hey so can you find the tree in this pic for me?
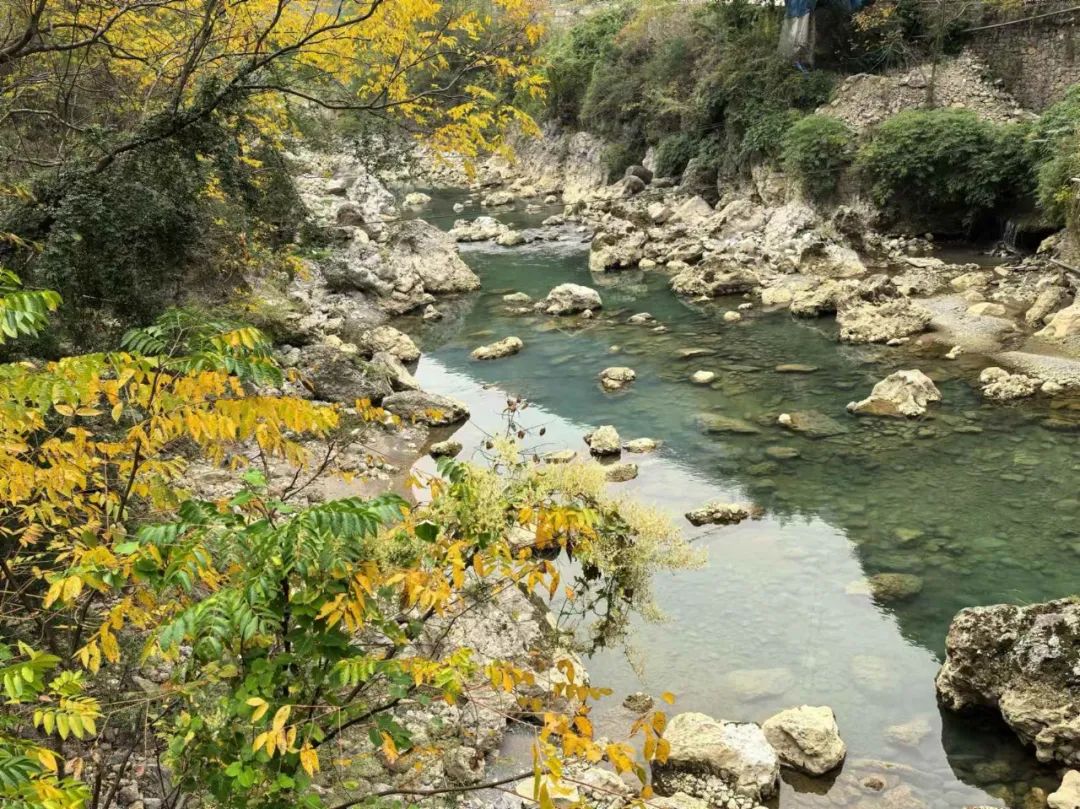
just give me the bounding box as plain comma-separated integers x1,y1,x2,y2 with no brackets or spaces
0,279,700,808
0,0,547,171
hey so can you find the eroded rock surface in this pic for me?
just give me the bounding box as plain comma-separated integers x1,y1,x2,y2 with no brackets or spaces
936,598,1080,766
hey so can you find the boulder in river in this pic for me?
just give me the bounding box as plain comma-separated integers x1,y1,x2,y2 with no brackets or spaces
690,370,716,385
685,502,751,527
936,597,1080,766
671,260,758,299
777,410,849,437
540,283,603,315
847,370,941,418
429,439,463,458
837,299,931,344
652,713,780,803
599,366,636,391
383,390,469,426
624,437,660,453
586,425,621,456
1050,770,1080,809
471,336,523,360
762,705,846,776
980,367,1040,401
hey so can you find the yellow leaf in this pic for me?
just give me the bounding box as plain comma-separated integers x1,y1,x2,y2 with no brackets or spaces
299,744,320,777
660,691,676,704
247,697,269,722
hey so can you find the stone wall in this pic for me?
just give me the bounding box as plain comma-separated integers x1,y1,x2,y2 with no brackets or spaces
967,1,1080,110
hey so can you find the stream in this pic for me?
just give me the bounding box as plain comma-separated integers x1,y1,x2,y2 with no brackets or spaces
399,191,1080,808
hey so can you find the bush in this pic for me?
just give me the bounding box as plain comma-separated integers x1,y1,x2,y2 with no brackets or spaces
1030,84,1080,226
781,114,855,200
653,133,700,177
857,108,1031,232
543,6,629,125
602,142,640,182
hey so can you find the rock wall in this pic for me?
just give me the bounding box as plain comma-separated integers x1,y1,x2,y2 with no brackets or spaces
967,0,1080,111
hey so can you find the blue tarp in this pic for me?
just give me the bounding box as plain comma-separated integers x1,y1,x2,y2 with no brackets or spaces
785,0,867,18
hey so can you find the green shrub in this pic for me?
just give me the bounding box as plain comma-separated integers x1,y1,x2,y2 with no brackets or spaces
602,142,640,182
1030,84,1080,226
740,107,804,166
781,114,855,200
543,6,629,125
653,133,700,177
857,108,1031,232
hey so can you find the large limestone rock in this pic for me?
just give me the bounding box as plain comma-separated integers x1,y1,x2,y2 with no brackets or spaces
586,425,621,457
671,259,759,299
847,370,942,418
1026,286,1067,326
599,366,636,391
589,229,646,272
837,299,931,344
448,215,511,243
935,598,1080,766
1050,771,1080,809
298,344,393,403
390,219,481,295
362,326,421,363
471,336,523,360
1038,302,1080,340
539,283,602,315
382,390,469,426
653,713,780,802
329,219,479,314
762,705,847,776
369,351,418,391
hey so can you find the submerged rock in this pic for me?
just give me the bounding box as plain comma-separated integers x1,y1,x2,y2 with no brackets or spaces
696,413,762,435
936,597,1080,766
885,717,933,748
867,572,924,602
599,366,636,391
624,437,660,453
847,370,942,418
723,667,795,701
623,692,654,713
777,410,849,438
685,502,750,527
762,705,846,775
690,370,716,385
586,425,621,456
540,283,602,315
471,336,523,360
383,390,469,426
652,713,780,803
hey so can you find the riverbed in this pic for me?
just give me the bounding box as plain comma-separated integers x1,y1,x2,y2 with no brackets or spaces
400,193,1080,808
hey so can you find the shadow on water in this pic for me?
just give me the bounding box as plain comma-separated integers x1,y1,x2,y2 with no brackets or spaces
398,198,1077,807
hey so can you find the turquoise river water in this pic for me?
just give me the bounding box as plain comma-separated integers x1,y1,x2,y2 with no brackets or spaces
398,192,1080,808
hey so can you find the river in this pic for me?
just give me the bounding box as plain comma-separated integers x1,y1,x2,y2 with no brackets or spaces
399,191,1080,808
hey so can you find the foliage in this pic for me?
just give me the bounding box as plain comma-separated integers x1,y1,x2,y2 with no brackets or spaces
0,0,549,343
0,280,701,809
857,108,1032,231
542,6,629,125
602,143,640,182
553,0,835,178
1030,85,1080,226
782,114,855,201
653,132,699,178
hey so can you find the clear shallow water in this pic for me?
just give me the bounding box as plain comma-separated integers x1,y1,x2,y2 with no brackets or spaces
400,194,1080,807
